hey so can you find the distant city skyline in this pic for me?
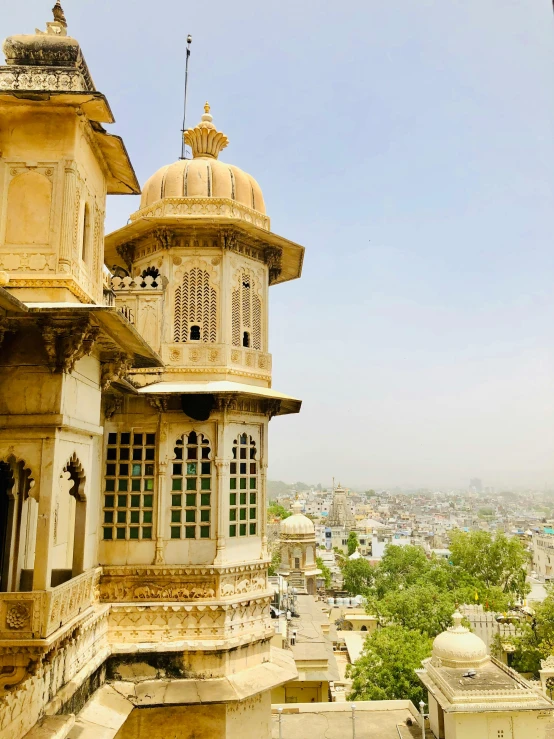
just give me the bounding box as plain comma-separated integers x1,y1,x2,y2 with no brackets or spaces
7,0,554,488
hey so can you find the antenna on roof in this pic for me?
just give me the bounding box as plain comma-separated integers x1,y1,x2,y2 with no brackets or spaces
180,34,193,160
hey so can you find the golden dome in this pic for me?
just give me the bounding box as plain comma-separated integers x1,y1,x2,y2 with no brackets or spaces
140,104,266,214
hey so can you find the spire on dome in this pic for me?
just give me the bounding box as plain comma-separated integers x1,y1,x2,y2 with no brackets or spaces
291,500,303,515
52,0,67,27
184,103,229,160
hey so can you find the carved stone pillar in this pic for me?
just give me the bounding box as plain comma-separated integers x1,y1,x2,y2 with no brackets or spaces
260,421,269,559
59,161,78,273
153,412,168,565
33,437,58,590
214,458,229,565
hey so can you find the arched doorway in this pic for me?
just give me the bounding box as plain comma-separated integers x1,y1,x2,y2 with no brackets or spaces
0,457,35,592
51,455,86,586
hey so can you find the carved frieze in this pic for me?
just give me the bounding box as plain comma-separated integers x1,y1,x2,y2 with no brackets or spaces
99,564,268,604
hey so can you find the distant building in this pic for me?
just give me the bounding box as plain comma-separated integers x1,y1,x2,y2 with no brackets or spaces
470,477,483,493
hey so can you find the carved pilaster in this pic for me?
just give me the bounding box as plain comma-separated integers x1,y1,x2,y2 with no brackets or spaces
214,458,230,565
154,459,167,565
59,161,77,272
260,461,269,559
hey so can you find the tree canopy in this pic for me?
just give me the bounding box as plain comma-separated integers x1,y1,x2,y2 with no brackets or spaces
267,503,292,521
342,557,374,595
347,625,432,705
316,556,332,588
347,531,359,556
448,530,529,597
341,534,528,636
493,588,554,676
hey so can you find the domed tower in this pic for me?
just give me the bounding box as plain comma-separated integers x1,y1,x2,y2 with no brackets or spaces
104,103,303,387
97,105,303,737
278,501,321,595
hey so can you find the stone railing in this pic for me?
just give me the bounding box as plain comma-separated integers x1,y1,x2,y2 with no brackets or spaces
111,275,163,291
0,568,100,641
129,197,271,232
163,343,272,377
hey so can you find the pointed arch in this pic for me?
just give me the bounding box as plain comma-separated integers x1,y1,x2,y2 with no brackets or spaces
56,453,87,580
0,455,36,592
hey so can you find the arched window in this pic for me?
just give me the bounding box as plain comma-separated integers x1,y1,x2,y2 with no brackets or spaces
232,272,262,350
170,432,212,540
229,434,258,538
53,456,87,585
174,268,217,343
0,458,35,593
81,203,91,263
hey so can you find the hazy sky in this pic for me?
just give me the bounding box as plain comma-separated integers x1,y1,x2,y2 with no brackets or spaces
6,1,554,490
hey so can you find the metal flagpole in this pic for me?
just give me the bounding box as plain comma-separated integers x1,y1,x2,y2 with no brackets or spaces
180,34,192,160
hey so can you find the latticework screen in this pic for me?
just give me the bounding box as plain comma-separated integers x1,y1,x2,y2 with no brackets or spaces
174,267,217,343
232,272,262,350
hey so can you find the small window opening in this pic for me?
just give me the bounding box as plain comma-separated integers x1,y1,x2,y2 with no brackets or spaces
242,279,250,289
190,325,201,341
242,331,250,348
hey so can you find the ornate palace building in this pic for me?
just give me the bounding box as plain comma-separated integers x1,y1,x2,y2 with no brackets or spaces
0,4,303,738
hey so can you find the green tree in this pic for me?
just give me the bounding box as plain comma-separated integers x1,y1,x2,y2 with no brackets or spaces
448,530,530,597
342,557,374,595
367,583,457,637
347,626,432,704
347,531,359,556
373,544,429,598
316,556,332,589
493,588,554,676
268,549,281,576
267,503,292,522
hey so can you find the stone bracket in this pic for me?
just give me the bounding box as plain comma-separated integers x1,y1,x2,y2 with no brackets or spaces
41,317,100,373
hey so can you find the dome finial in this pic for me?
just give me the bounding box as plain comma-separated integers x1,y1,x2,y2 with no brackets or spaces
451,610,464,629
52,0,67,27
184,103,229,159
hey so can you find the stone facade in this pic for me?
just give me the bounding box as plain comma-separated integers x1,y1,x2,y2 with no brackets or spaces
0,5,301,738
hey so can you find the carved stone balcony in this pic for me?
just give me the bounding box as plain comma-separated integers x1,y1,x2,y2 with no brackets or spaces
0,567,101,641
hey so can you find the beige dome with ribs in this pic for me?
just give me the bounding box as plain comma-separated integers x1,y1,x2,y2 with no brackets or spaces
140,103,266,214
431,611,489,668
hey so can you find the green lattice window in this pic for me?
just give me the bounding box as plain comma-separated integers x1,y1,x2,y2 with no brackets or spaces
229,434,258,537
103,431,155,540
170,431,212,539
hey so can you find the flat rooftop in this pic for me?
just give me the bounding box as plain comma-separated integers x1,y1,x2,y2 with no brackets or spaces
271,703,422,739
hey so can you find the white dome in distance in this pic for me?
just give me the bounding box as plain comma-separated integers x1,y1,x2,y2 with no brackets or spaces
280,501,315,538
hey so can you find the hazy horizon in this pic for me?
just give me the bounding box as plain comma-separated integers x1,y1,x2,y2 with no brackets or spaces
5,0,554,489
